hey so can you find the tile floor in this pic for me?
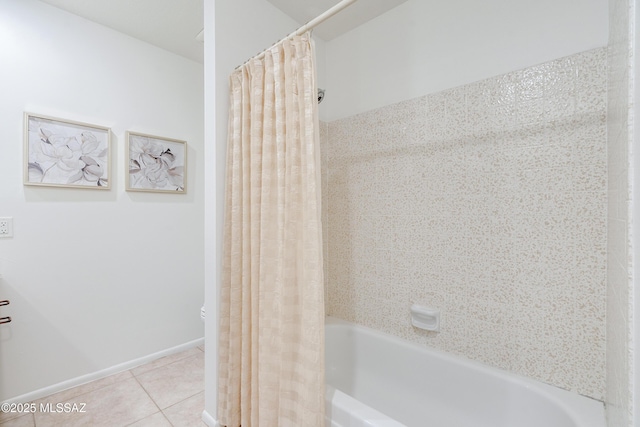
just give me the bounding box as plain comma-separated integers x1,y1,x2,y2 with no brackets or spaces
0,345,206,427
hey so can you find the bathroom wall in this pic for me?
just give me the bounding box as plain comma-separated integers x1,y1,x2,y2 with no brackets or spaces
317,0,610,404
323,0,608,121
606,0,635,425
0,0,204,401
323,48,607,400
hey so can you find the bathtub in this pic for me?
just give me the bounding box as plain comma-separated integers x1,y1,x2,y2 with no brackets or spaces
324,317,605,427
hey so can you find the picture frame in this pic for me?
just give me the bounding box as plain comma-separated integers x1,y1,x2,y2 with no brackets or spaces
126,131,187,193
24,113,111,189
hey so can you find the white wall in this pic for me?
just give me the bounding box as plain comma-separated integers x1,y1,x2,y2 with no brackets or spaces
0,0,204,401
324,0,609,121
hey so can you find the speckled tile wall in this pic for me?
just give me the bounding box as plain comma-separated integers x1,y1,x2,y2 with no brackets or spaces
321,47,607,400
606,0,634,424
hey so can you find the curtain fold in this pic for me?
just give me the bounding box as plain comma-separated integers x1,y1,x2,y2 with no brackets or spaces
218,31,325,427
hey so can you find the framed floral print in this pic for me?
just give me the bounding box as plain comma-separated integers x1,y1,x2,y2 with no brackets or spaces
24,113,111,189
126,131,187,193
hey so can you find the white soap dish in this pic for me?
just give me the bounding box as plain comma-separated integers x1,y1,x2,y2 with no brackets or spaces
410,304,440,332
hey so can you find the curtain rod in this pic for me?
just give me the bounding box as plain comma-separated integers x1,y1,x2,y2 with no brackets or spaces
235,0,359,70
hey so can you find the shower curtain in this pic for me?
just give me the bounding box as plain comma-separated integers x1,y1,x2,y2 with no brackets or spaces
217,32,325,427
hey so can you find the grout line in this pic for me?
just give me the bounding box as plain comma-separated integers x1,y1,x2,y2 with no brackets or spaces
0,411,34,426
18,348,203,427
132,375,161,411
123,410,173,427
159,411,176,427
134,355,204,383
129,376,174,427
162,390,205,411
131,348,203,378
31,370,134,410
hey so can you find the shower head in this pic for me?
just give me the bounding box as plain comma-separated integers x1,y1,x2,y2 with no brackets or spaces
318,88,325,104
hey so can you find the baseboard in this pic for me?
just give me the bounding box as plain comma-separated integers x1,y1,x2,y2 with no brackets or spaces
2,337,204,404
202,410,220,426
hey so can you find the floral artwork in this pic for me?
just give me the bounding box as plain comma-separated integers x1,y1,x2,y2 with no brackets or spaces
126,132,186,193
24,114,111,189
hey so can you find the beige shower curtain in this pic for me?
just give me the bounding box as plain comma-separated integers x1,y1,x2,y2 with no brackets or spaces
217,32,325,427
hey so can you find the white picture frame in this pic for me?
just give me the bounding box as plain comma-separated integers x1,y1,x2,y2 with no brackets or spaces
126,131,187,193
24,113,111,189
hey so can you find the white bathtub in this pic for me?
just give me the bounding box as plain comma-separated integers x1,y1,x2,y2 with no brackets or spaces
324,317,605,427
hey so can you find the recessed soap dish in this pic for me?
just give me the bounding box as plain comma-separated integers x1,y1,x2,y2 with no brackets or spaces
410,304,440,332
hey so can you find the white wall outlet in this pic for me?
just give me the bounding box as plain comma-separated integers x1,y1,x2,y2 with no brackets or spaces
0,218,13,238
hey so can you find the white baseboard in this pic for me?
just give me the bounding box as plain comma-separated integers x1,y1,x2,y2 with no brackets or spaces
202,410,220,426
2,337,204,404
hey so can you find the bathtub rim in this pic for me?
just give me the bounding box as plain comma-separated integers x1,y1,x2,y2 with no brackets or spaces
325,316,605,427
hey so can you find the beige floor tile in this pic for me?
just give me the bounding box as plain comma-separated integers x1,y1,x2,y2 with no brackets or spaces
34,371,133,406
33,378,158,427
4,345,205,426
131,347,203,377
0,403,39,424
135,353,204,409
125,411,172,427
0,413,34,427
162,391,206,427
0,408,21,424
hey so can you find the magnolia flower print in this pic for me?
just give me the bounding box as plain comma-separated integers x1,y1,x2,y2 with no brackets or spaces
129,136,184,191
27,119,108,187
